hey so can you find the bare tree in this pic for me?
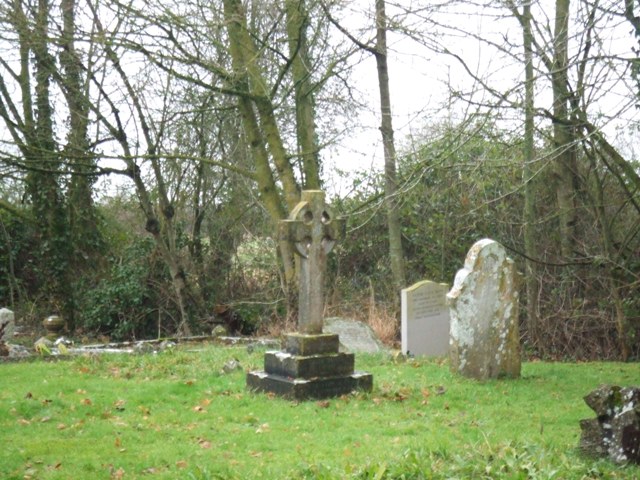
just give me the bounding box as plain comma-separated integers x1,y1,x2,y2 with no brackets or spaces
321,0,406,296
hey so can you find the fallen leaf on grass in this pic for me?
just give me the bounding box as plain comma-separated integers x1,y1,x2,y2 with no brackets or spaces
255,423,270,434
57,423,66,430
316,400,330,408
76,389,87,395
198,438,211,449
393,388,411,402
23,467,37,479
250,451,262,458
142,466,162,474
114,437,122,448
114,399,126,411
184,380,195,386
138,406,151,416
81,398,92,406
192,405,206,413
175,460,188,469
421,388,431,405
40,416,51,423
45,462,62,471
18,418,31,425
110,467,125,480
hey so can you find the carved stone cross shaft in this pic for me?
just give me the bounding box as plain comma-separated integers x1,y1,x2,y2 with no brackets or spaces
280,190,344,334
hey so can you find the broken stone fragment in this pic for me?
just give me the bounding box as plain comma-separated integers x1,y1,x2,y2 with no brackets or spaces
580,384,640,464
222,359,242,373
8,344,30,358
580,418,607,457
0,308,15,342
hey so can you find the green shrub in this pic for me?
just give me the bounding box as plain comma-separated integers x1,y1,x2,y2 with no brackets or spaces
78,237,161,340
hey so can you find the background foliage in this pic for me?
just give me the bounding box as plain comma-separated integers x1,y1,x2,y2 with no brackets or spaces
0,0,638,360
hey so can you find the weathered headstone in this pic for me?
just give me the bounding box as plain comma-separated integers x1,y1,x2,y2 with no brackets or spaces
0,308,15,343
324,317,386,354
401,281,449,357
580,385,640,464
247,191,373,399
446,239,520,379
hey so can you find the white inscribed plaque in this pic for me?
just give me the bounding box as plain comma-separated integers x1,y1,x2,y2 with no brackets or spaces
401,280,450,357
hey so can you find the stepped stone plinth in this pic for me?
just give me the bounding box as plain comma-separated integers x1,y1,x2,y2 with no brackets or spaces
247,333,373,400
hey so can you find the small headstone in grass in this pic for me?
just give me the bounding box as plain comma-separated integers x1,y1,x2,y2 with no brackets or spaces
446,239,521,380
401,281,450,357
0,308,15,343
579,384,640,464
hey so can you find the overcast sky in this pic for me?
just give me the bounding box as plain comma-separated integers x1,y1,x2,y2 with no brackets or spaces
325,0,639,197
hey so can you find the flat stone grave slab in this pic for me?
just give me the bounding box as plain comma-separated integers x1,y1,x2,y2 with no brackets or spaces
324,317,386,354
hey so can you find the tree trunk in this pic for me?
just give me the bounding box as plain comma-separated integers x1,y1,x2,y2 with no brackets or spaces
552,0,578,260
60,0,102,288
223,0,301,295
286,0,321,189
522,1,540,346
375,0,406,293
223,0,300,211
28,0,72,322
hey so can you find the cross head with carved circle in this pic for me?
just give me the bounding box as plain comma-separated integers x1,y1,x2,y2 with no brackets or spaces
279,190,345,334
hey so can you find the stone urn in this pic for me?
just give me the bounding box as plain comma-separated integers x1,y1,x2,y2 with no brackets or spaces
43,315,65,337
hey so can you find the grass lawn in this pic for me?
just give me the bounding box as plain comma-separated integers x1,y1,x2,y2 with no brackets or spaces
1,344,639,479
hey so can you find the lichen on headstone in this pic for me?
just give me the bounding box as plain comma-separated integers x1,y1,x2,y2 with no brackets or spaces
0,308,15,343
580,385,640,464
446,239,520,380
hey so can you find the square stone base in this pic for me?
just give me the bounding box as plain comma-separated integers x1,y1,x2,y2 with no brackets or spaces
285,333,340,356
247,371,373,400
264,351,355,378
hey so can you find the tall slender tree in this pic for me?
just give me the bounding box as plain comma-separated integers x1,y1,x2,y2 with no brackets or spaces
322,0,406,295
375,0,406,294
551,0,578,260
520,0,540,346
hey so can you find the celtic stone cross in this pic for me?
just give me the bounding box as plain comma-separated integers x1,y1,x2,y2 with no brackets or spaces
280,190,344,334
